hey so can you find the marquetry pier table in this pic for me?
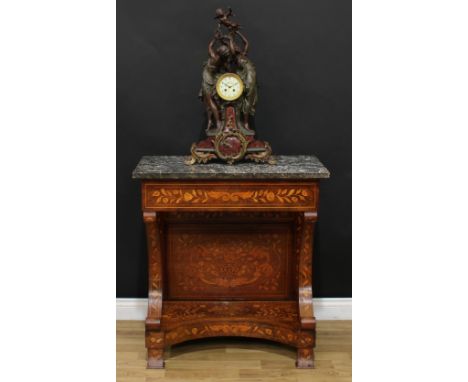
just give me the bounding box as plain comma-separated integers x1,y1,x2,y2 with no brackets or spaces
132,155,330,368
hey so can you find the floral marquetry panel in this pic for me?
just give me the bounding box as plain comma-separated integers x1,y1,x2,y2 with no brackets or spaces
143,181,318,211
165,223,295,300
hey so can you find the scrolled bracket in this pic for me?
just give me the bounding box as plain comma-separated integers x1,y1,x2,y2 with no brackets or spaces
143,211,163,330
297,211,317,330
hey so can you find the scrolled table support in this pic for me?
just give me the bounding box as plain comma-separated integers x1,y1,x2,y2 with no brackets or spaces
143,211,165,368
296,211,317,368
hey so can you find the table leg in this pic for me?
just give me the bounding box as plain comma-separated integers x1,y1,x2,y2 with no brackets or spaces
143,211,165,368
296,211,317,368
296,347,315,368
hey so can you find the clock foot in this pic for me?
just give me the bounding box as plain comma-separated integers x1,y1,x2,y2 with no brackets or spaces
186,143,217,165
185,156,196,165
246,142,275,164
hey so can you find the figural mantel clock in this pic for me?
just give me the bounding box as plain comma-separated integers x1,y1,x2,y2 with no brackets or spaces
187,8,275,165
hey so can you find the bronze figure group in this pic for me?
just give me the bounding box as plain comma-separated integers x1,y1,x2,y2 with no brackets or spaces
187,8,274,165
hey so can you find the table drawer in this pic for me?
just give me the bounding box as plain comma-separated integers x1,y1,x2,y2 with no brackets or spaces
142,181,318,211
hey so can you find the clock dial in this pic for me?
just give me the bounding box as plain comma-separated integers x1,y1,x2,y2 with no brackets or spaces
216,73,244,101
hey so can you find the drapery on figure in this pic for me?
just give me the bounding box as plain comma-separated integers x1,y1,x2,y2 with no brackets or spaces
200,8,258,132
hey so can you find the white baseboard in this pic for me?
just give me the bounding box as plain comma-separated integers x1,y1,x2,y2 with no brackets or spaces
116,297,351,321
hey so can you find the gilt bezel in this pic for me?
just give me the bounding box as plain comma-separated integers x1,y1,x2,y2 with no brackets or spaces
215,73,244,101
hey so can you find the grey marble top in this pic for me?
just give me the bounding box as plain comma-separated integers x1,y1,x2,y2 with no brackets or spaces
132,156,330,180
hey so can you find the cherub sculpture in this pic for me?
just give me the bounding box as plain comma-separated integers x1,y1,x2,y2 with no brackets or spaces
214,7,240,31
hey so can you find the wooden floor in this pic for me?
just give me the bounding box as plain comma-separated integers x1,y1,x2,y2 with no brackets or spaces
117,320,352,382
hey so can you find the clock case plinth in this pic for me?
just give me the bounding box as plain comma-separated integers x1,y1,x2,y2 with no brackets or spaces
189,102,274,165
187,8,274,165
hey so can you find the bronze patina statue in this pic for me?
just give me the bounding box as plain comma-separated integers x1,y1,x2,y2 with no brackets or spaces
187,8,275,165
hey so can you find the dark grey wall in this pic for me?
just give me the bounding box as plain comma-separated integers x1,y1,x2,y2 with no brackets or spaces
117,0,351,297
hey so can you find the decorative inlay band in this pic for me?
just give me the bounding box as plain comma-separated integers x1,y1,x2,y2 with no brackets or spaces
163,321,314,347
153,189,309,204
143,182,317,210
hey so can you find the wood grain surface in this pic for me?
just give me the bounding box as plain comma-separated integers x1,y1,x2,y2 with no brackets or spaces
117,320,351,382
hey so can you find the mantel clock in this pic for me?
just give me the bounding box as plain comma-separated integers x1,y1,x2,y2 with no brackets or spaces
187,8,275,165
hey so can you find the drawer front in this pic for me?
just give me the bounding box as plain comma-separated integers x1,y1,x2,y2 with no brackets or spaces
143,182,318,211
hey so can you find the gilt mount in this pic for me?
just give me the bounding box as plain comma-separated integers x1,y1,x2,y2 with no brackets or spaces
187,8,275,165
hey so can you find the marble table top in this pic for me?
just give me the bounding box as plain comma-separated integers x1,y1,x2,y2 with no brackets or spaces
132,155,330,180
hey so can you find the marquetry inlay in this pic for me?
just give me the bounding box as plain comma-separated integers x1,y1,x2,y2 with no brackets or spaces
143,182,317,211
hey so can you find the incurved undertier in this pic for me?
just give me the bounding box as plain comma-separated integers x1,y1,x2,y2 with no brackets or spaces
145,300,316,368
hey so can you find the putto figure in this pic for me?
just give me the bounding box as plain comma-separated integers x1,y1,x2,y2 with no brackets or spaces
187,8,274,165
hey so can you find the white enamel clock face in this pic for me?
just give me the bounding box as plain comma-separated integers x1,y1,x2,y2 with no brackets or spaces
216,73,244,101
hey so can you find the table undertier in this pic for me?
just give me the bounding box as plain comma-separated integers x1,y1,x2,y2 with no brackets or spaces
161,301,302,330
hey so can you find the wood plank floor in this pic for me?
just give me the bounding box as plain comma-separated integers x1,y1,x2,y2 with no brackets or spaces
117,320,352,382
